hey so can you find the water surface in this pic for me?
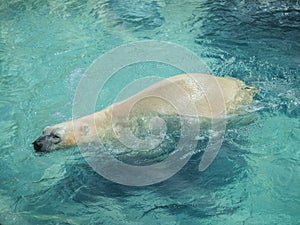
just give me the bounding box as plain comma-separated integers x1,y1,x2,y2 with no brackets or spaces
0,0,299,224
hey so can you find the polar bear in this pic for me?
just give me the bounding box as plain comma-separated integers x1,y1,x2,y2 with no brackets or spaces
33,73,257,152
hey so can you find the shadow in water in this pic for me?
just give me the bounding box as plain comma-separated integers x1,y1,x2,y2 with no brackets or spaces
20,139,248,222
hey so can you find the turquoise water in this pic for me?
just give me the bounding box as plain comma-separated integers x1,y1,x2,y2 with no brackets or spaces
0,0,299,224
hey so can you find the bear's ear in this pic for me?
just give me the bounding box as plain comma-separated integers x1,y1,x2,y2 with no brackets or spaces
80,124,89,136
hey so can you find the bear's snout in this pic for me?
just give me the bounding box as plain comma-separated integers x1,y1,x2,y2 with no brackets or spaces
33,133,61,152
33,136,47,151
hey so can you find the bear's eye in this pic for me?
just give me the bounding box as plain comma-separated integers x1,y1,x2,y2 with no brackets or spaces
53,134,60,139
51,133,61,144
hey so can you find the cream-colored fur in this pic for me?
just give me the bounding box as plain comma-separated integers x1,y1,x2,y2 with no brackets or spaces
40,73,257,150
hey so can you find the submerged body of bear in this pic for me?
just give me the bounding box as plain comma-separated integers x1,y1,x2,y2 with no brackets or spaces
33,73,257,152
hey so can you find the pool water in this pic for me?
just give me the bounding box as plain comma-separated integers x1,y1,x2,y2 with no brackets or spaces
0,0,299,224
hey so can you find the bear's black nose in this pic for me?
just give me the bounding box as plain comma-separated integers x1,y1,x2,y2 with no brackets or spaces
33,140,43,151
